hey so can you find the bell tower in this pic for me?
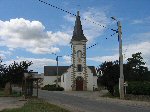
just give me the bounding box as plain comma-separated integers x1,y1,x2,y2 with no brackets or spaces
70,11,88,91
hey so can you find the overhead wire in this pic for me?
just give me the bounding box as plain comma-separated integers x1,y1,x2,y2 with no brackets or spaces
38,0,117,32
38,0,120,63
66,42,99,57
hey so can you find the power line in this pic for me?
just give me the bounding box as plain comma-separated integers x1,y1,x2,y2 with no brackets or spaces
38,0,77,16
65,43,98,57
38,0,116,32
51,52,57,55
37,0,120,62
87,43,98,49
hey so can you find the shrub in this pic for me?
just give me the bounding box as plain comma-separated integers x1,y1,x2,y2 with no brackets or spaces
41,84,64,91
114,84,119,96
55,87,64,91
127,81,150,95
114,81,150,96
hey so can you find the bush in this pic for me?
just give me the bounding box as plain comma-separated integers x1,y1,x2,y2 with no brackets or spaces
41,84,64,91
114,84,119,96
55,87,64,91
127,81,150,95
12,91,21,97
114,81,150,96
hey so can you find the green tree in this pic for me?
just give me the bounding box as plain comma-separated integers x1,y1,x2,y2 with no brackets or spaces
97,52,149,96
0,60,33,88
7,61,33,84
97,60,119,96
124,52,148,81
0,59,6,88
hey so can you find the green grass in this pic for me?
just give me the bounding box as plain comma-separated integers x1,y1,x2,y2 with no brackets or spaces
1,98,70,112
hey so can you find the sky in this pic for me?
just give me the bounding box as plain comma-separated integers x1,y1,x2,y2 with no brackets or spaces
0,0,150,73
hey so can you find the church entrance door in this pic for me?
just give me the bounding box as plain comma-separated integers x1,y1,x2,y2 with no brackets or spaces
76,76,83,91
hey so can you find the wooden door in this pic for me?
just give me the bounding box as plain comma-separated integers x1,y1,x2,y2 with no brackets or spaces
76,76,83,91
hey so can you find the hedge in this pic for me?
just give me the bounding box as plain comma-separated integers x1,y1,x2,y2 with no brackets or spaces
114,81,150,96
41,84,64,91
127,81,150,95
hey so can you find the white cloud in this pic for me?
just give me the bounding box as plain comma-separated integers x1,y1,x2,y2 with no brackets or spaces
28,47,60,54
0,8,110,54
87,54,118,63
123,41,150,68
87,41,150,69
132,20,144,24
130,32,150,41
63,55,71,64
0,50,11,59
3,57,57,73
131,16,150,24
3,56,73,73
47,31,71,46
0,18,71,54
123,41,150,57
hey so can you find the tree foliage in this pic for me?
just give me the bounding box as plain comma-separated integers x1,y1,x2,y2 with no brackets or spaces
97,60,119,96
0,59,6,88
97,52,149,96
124,52,148,81
0,59,33,88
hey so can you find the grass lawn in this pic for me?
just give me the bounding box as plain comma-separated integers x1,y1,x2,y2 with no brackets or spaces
0,98,70,112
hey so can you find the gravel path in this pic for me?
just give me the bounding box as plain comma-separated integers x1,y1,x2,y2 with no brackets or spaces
59,91,150,108
38,90,150,112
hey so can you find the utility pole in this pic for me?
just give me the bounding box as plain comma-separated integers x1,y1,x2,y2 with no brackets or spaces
56,56,62,88
111,17,124,99
118,21,124,99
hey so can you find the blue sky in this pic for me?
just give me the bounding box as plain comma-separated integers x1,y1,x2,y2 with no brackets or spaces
0,0,150,73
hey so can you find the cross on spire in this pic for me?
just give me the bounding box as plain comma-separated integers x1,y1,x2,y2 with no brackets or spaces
77,11,79,16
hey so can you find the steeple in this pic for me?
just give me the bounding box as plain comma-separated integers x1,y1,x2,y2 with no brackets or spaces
71,11,87,41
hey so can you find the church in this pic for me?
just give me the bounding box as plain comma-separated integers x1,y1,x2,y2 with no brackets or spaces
43,11,98,91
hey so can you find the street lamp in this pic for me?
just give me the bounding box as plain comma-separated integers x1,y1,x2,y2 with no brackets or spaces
111,17,125,99
56,56,62,87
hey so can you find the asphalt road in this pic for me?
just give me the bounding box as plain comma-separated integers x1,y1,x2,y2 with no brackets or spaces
38,90,150,112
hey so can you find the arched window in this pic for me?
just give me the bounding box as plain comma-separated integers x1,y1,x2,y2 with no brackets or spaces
77,50,82,58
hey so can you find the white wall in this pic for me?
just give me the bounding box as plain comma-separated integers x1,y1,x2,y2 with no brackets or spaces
61,66,97,91
93,76,98,89
87,67,94,91
61,68,72,91
61,75,65,88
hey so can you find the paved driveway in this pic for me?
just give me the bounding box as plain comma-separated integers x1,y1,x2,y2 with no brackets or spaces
38,90,150,112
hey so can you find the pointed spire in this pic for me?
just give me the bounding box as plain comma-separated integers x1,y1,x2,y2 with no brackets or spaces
71,11,87,42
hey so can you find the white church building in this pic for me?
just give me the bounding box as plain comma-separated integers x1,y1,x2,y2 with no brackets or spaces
43,11,98,91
